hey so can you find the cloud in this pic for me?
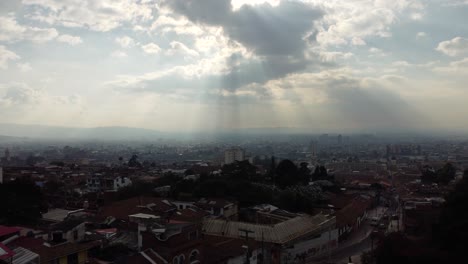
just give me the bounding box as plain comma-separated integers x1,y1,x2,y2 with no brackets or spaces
436,37,468,56
434,57,468,74
416,32,427,38
165,0,324,87
263,69,426,131
308,0,424,47
0,14,58,43
56,34,83,45
17,62,32,72
22,0,155,32
141,43,162,54
0,45,20,69
166,41,199,58
115,36,135,48
0,82,42,107
0,82,86,124
111,50,128,58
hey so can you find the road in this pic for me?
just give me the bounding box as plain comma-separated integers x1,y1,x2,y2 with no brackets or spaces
306,206,388,264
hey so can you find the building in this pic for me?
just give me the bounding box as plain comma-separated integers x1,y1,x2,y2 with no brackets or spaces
86,173,132,192
195,198,238,218
0,225,99,264
224,148,245,165
202,213,337,263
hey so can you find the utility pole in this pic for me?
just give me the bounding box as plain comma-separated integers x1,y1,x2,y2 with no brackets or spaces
261,231,265,264
239,229,255,264
328,223,332,263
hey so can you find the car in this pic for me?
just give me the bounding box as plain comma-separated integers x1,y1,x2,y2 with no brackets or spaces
378,223,386,229
392,214,399,220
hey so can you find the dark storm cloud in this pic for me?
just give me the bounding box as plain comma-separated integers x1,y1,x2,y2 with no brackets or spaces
165,0,324,89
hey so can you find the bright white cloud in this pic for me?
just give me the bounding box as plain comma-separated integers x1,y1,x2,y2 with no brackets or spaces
0,45,20,69
141,43,162,54
436,37,468,56
309,0,424,46
166,41,199,58
56,34,82,45
22,0,155,32
115,36,135,48
417,32,427,38
0,14,58,43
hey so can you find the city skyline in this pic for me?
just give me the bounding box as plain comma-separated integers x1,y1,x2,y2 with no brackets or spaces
1,0,468,134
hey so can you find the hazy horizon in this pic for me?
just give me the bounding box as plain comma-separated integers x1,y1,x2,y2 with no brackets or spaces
1,0,468,133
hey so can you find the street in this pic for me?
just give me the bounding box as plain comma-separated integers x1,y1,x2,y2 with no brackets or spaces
306,206,388,264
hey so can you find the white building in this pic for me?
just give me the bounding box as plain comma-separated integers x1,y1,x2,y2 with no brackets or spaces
87,174,132,192
224,148,246,165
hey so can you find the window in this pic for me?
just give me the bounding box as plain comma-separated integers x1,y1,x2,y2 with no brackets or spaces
173,255,185,264
67,253,78,264
73,229,78,241
188,231,198,240
189,250,199,262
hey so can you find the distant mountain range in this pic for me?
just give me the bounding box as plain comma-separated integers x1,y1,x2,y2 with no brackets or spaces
0,123,164,141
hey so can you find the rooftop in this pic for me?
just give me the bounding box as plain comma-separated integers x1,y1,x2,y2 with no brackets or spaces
203,213,334,244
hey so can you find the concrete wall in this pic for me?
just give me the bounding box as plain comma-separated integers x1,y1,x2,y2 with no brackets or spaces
282,229,339,261
227,248,260,264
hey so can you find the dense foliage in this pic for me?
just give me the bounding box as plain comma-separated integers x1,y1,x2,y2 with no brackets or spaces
0,179,46,225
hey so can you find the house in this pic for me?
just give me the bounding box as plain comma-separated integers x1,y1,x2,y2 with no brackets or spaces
10,236,100,264
86,173,131,192
195,198,238,218
202,213,337,263
335,195,371,241
139,220,204,264
49,219,86,243
204,235,260,264
97,196,177,223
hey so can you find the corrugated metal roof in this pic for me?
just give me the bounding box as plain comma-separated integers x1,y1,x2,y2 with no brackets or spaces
12,247,39,264
203,213,335,244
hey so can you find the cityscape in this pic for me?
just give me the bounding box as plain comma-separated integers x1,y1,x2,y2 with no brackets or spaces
1,0,468,264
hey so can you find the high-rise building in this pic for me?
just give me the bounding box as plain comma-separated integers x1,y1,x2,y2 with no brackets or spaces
224,148,245,165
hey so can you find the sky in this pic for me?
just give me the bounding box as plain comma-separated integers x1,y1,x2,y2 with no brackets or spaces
0,0,467,134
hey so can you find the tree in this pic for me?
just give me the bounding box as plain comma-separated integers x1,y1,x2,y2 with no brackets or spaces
421,163,456,185
128,154,141,167
421,165,436,183
221,160,256,181
0,179,46,225
435,163,456,185
298,162,311,185
275,160,298,189
312,165,328,181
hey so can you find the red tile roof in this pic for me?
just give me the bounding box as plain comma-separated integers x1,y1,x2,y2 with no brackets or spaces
204,235,259,264
336,196,371,227
12,237,101,263
0,226,21,237
98,196,176,220
0,243,15,260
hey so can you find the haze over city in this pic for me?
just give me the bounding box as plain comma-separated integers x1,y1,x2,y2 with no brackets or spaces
0,0,467,135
